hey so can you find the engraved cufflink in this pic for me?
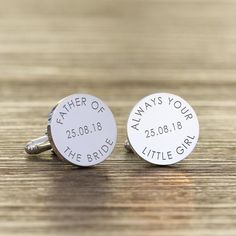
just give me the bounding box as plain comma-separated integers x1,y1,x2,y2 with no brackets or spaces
125,93,199,165
25,94,117,167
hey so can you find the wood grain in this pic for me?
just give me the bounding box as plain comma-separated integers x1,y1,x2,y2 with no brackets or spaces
0,0,235,235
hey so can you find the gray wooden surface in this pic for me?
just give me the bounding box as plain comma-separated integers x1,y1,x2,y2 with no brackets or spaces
0,0,236,235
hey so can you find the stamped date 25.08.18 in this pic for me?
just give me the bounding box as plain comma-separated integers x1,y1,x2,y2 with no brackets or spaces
144,121,183,138
66,122,103,139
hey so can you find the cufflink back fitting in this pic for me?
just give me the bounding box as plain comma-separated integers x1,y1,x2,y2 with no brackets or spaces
125,93,199,165
25,94,117,167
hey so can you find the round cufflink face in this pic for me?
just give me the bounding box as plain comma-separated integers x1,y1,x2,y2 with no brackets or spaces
127,93,199,165
47,94,117,167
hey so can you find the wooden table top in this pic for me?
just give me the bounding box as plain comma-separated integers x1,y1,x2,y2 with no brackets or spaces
0,0,235,235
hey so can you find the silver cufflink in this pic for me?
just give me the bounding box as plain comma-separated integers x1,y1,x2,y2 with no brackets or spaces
125,93,199,165
25,94,117,167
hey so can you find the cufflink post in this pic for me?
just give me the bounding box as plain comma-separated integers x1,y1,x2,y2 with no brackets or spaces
124,139,134,153
25,135,52,154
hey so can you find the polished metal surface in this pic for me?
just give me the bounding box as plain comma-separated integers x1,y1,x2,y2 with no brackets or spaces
25,94,117,166
127,93,199,165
